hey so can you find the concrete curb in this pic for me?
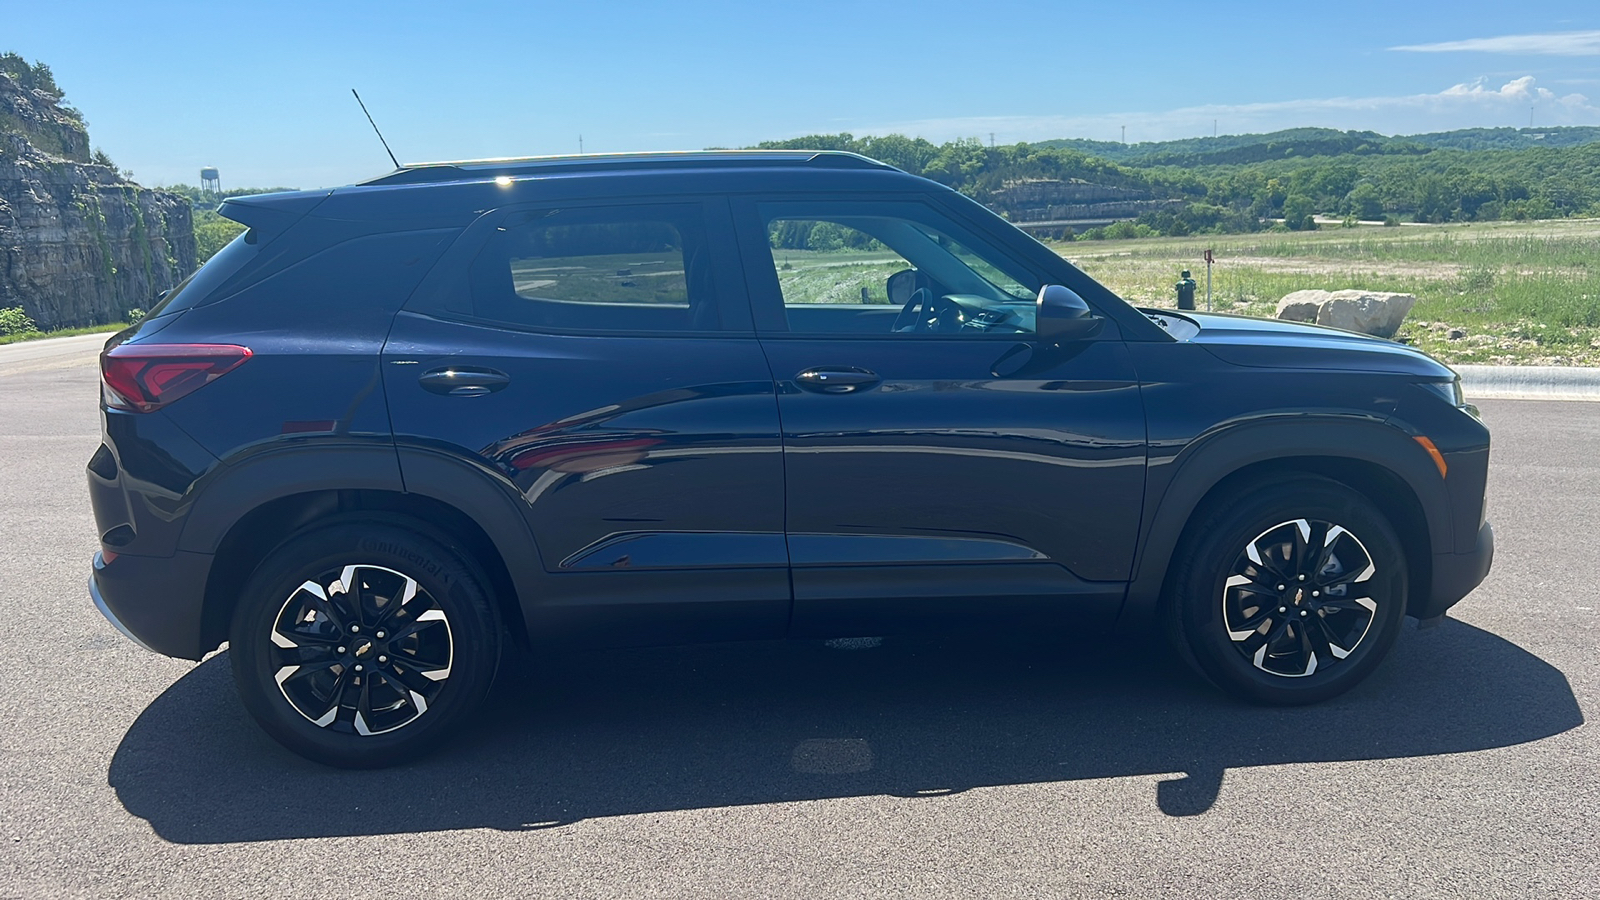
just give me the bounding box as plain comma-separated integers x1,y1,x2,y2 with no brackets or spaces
1457,365,1600,402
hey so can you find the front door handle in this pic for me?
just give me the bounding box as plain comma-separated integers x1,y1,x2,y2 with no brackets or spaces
794,367,880,394
419,366,511,397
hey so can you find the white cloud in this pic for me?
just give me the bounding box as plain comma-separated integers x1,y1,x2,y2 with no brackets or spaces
1391,30,1600,56
836,77,1600,146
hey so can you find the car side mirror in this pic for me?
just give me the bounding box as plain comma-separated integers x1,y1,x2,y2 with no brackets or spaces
1036,284,1103,343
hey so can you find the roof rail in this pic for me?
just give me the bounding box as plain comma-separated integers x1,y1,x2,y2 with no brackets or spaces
358,150,891,186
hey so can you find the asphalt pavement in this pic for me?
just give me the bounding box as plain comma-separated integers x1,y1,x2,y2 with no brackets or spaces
1,335,1595,899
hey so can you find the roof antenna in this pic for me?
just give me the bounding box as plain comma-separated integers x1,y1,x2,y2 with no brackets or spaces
351,89,401,169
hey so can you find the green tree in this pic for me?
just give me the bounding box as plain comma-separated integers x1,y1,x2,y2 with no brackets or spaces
1281,193,1317,230
193,210,246,263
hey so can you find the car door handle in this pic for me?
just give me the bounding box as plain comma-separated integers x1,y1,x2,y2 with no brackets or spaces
794,367,880,394
418,367,511,397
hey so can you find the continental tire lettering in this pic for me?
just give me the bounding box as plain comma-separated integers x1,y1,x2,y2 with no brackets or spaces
358,539,446,579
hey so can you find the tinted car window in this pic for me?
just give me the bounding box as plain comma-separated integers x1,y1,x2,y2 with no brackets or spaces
460,204,720,333
757,201,1040,336
145,229,261,318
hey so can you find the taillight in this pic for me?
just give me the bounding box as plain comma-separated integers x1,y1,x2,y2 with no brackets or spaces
100,343,253,413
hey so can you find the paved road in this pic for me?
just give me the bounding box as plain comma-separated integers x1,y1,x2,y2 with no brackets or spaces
1,336,1595,899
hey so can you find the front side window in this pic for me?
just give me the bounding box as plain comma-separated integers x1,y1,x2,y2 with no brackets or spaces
461,204,719,333
758,202,1040,336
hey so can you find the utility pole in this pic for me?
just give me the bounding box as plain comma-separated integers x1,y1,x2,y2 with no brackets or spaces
989,132,995,148
1213,119,1217,138
579,134,584,153
1121,125,1126,144
1204,249,1214,310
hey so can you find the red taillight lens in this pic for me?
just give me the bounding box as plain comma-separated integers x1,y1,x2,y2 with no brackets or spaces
100,343,253,413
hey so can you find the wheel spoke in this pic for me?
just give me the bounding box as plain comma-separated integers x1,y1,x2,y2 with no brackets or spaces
1312,612,1354,660
1319,596,1377,613
1249,540,1295,585
384,659,446,695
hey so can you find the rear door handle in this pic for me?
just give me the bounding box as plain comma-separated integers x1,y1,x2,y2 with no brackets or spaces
794,367,880,394
419,366,511,397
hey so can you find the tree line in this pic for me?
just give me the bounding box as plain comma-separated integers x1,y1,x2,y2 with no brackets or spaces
756,130,1600,237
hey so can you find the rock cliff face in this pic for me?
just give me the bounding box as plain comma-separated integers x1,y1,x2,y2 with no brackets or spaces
0,70,195,329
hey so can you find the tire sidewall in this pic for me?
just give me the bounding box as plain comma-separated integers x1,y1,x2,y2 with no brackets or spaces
229,521,500,767
1173,478,1408,705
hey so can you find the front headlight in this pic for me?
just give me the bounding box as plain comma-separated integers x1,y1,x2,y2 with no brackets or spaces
1418,378,1465,408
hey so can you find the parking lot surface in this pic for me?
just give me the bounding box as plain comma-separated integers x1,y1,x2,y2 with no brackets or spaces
1,336,1594,899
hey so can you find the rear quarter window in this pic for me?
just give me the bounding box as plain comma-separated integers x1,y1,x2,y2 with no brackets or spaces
145,230,261,318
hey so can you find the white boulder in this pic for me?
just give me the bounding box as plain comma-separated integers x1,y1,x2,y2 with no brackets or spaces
1275,289,1416,338
1275,290,1328,324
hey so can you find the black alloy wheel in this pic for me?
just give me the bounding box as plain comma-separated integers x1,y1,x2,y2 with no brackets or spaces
268,563,454,736
1221,518,1381,678
1168,475,1408,705
230,520,500,767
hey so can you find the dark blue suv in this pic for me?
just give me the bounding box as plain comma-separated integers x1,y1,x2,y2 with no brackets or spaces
87,151,1493,766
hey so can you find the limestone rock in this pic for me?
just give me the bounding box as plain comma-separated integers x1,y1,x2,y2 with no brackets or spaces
1275,289,1416,338
1275,289,1329,323
0,70,195,329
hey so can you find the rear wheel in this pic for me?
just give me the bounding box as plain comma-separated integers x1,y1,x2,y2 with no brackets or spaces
1167,476,1408,705
229,521,501,767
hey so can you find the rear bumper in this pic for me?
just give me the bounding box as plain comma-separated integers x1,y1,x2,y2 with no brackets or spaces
88,550,214,660
1418,519,1494,620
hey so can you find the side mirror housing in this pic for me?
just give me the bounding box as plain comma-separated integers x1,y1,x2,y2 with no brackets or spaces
1036,284,1103,343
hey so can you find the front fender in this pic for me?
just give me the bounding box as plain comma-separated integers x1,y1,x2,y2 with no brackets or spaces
1120,414,1451,629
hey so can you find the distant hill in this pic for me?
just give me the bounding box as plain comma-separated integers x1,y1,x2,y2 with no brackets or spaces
753,126,1600,238
1038,126,1600,168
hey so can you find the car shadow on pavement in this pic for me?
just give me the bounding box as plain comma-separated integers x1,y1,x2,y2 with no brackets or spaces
110,618,1582,843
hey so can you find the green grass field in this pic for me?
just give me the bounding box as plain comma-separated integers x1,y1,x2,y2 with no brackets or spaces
0,322,124,346
1047,218,1600,366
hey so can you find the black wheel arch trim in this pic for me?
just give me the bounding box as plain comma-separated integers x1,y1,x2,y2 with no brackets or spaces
388,445,549,620
176,441,408,555
176,440,547,650
1118,414,1451,631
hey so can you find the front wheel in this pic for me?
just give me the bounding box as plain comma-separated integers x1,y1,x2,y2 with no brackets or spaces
229,521,501,767
1167,476,1408,705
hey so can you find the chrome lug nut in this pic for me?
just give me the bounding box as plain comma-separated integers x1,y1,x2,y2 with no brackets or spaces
354,664,363,672
1298,574,1306,581
1278,606,1287,613
350,625,360,633
378,655,387,663
337,646,346,654
376,631,385,639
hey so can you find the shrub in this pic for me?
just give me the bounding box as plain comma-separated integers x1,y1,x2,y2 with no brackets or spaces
0,306,37,336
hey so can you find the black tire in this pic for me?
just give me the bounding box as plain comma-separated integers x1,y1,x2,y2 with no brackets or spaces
1166,475,1407,705
229,521,501,767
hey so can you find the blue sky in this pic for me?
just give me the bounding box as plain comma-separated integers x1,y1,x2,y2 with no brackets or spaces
8,1,1600,187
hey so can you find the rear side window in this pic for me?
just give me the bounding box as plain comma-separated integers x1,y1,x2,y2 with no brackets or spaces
145,230,261,318
457,204,720,333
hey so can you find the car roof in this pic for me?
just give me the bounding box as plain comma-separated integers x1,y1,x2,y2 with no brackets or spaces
220,150,942,227
358,150,896,186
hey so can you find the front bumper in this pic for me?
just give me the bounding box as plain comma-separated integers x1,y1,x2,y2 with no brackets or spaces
89,549,214,660
1418,519,1494,620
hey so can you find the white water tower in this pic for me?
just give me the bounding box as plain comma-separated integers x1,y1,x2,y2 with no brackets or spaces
200,167,220,196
